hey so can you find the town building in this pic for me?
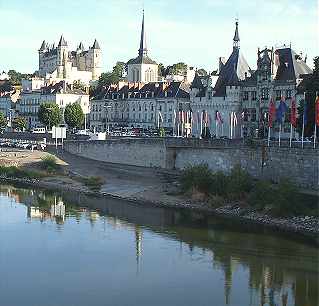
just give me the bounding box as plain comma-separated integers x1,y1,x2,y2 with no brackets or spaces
90,81,190,132
37,36,102,85
127,11,158,83
17,81,89,129
190,20,312,139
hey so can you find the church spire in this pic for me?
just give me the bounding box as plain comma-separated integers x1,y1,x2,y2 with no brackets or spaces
138,10,148,57
233,19,240,50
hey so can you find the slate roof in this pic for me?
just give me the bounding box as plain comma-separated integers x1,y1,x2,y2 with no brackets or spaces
58,35,68,47
92,39,101,49
213,48,251,96
127,55,157,65
92,82,190,100
274,48,312,83
41,81,86,95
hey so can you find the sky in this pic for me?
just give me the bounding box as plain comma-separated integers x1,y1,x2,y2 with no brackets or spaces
0,0,317,74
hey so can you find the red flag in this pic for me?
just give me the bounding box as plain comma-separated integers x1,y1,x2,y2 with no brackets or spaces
290,98,297,127
268,98,276,128
315,95,319,127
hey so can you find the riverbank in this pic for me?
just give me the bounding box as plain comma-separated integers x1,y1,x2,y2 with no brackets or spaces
1,173,318,246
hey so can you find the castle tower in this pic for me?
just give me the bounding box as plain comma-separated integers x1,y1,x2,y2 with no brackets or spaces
127,10,158,83
91,39,102,80
38,40,47,77
57,35,68,79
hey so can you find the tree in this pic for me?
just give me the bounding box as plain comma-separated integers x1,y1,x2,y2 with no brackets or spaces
169,62,188,75
97,61,126,87
158,63,166,77
38,102,62,129
0,112,7,131
73,80,87,91
12,117,27,131
64,103,84,130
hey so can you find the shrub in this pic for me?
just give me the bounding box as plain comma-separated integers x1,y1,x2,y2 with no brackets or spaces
269,180,300,216
248,180,275,209
40,155,60,173
83,176,104,192
208,194,225,208
179,164,214,195
226,165,253,200
211,171,229,197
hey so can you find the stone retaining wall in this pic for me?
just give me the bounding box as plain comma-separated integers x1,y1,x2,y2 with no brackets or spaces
65,138,319,189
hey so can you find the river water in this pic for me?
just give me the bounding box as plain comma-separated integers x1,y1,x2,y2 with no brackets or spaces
0,184,318,306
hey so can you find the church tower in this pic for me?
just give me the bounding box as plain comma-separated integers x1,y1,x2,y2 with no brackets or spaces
127,10,158,83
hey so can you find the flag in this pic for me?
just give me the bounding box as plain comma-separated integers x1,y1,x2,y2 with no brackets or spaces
268,98,276,127
158,111,163,122
276,96,288,123
290,98,297,127
216,111,223,124
315,95,319,126
233,112,238,126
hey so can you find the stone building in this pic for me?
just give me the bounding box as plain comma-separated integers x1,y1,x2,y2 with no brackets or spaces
38,36,102,85
89,81,190,132
127,11,158,83
17,81,89,129
190,20,312,139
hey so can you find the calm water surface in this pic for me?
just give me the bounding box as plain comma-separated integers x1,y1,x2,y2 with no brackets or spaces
0,184,318,306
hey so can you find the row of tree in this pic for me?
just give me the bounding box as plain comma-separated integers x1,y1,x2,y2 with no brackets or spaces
0,102,84,132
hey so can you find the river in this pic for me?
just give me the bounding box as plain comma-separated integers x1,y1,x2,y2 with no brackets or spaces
0,184,318,306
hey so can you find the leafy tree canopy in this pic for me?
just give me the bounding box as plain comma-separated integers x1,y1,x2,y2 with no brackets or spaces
0,80,14,93
64,103,84,129
38,102,62,129
12,116,27,131
98,62,126,87
197,68,208,76
7,70,33,86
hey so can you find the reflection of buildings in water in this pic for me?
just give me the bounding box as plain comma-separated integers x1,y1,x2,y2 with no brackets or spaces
135,225,143,274
50,199,66,223
27,198,66,224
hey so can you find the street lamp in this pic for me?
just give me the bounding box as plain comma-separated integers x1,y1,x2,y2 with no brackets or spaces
102,105,112,134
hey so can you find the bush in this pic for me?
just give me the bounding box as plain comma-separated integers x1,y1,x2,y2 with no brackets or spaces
248,180,275,209
40,155,60,173
226,165,253,200
179,164,214,195
83,176,104,192
211,171,229,197
269,180,300,216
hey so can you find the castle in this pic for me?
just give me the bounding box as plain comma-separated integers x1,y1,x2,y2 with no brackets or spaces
38,36,102,84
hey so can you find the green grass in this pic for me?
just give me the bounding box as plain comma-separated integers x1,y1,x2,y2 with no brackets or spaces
83,176,104,192
40,155,60,174
0,165,43,179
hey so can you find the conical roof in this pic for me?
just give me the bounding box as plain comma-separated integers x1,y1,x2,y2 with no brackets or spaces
39,40,46,51
92,39,101,49
58,35,68,47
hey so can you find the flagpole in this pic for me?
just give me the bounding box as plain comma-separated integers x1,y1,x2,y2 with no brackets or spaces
314,91,318,149
278,123,281,147
302,92,305,149
289,123,293,148
267,127,271,147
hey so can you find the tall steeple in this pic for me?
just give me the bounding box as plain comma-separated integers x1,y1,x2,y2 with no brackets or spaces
58,35,68,47
138,10,148,57
233,19,240,50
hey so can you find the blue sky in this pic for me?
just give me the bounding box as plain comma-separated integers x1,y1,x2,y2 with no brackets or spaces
0,0,317,73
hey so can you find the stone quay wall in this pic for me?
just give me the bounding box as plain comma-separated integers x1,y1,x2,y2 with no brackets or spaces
64,138,319,189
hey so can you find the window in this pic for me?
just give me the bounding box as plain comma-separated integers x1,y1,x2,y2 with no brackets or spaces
276,90,281,100
151,104,154,111
261,88,269,100
286,90,292,99
251,91,257,101
243,91,248,101
251,109,256,122
138,105,141,111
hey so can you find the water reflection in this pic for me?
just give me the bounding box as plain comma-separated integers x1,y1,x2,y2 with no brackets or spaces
0,184,318,306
